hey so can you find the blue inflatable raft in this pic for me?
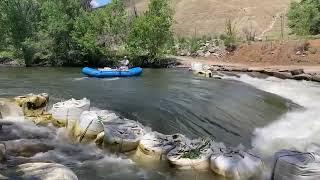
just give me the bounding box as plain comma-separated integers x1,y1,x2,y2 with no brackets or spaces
82,67,143,78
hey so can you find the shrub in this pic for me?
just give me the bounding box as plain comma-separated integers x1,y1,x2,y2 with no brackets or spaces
127,0,174,61
295,40,310,52
221,19,237,52
288,0,320,36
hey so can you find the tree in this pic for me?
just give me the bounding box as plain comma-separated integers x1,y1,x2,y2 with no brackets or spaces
127,0,173,60
72,0,129,65
40,0,86,65
0,0,40,66
288,0,320,35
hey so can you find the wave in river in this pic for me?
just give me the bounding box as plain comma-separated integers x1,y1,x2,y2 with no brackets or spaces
230,74,320,157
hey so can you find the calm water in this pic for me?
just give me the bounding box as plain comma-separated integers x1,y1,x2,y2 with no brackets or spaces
0,67,297,179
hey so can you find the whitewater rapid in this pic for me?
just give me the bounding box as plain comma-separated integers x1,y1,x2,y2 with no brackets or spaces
229,74,320,157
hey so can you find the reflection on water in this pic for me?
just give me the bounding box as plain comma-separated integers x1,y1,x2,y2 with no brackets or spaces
0,68,296,179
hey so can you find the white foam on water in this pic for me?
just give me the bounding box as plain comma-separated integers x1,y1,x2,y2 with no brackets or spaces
73,77,89,81
227,74,320,157
101,77,120,81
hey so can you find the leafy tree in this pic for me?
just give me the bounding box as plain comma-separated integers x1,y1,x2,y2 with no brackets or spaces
72,0,129,63
40,0,86,65
0,0,40,66
288,0,320,35
127,0,174,60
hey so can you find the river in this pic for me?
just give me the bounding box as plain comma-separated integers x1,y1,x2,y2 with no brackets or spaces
1,67,316,179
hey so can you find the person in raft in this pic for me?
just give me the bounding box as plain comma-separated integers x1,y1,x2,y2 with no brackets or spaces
118,56,129,71
98,56,129,71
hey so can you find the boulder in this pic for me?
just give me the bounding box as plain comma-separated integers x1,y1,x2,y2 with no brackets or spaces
17,163,78,180
293,74,312,81
50,98,90,129
194,70,213,78
167,138,213,170
14,93,49,116
191,62,203,72
311,75,320,82
290,69,304,76
210,149,263,179
204,52,210,57
196,50,205,57
103,119,145,152
272,72,293,80
272,150,320,180
26,114,55,126
209,47,218,53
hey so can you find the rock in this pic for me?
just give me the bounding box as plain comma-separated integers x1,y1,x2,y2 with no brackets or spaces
296,51,302,55
230,66,249,72
212,75,222,79
293,74,312,81
26,114,55,126
17,163,78,180
220,72,241,78
290,69,304,76
14,93,49,117
208,47,218,53
272,72,293,80
312,75,320,82
204,51,211,57
191,62,203,71
196,50,205,57
194,70,213,78
179,49,188,56
0,143,5,161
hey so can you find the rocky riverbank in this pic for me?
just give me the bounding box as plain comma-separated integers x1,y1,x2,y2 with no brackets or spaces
175,56,320,83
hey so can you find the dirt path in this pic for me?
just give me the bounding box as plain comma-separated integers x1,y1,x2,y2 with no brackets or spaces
257,9,286,39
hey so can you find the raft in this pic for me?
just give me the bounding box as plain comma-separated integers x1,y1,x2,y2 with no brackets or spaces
82,67,143,78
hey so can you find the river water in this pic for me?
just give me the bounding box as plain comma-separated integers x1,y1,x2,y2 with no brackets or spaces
1,67,318,180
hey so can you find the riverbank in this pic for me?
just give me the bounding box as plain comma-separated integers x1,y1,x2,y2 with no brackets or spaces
175,56,320,82
174,39,320,82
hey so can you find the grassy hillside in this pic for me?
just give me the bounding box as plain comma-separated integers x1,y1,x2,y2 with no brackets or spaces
128,0,291,38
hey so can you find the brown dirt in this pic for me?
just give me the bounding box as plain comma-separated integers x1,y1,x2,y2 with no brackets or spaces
225,39,320,66
175,39,320,74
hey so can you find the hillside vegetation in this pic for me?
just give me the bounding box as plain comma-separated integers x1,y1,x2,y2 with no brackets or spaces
130,0,291,37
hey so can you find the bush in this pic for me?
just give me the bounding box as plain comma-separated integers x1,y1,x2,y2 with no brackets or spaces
295,40,310,52
221,19,237,52
288,0,320,36
127,0,174,61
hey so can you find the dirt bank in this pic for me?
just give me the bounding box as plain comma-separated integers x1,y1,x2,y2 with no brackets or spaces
175,39,320,82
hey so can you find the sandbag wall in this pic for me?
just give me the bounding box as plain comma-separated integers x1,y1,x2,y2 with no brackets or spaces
1,94,266,179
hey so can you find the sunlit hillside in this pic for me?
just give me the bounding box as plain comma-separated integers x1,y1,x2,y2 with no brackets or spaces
128,0,291,37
